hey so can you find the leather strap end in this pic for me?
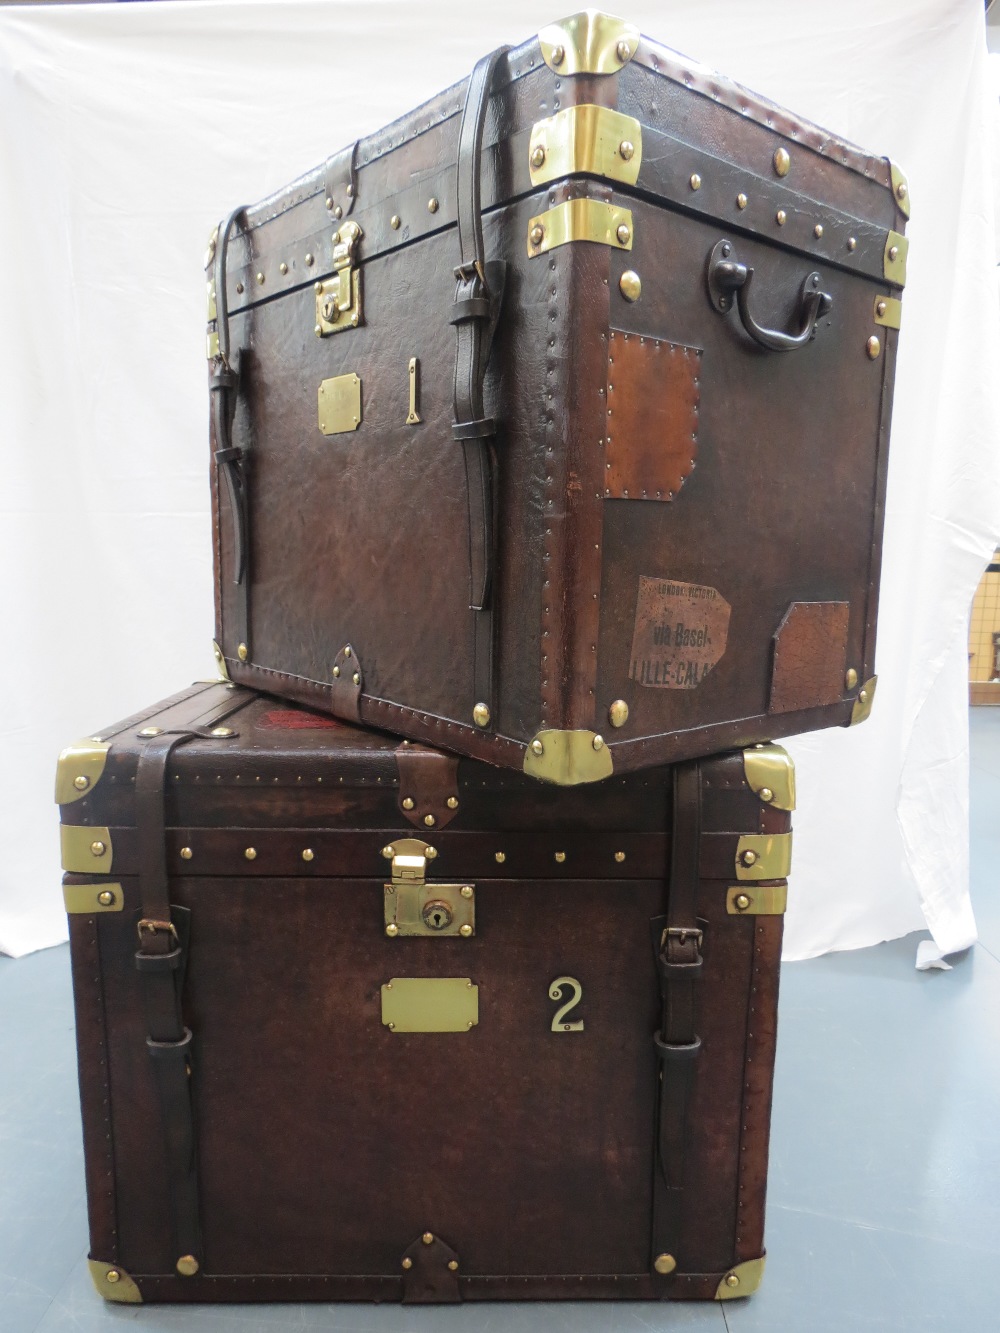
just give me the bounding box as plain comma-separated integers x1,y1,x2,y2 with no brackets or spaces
213,446,243,464
146,1027,194,1061
449,294,492,324
658,957,704,980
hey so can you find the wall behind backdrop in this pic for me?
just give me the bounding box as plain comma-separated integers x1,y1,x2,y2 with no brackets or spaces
1,0,998,959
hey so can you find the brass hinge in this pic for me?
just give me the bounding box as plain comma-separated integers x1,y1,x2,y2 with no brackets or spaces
63,882,124,915
734,833,792,881
315,220,363,335
522,728,614,785
526,199,633,258
55,739,111,805
850,675,877,725
883,230,908,288
742,743,795,812
61,825,113,874
538,12,639,75
88,1260,143,1304
716,1255,766,1300
381,837,475,938
727,884,787,916
529,104,642,188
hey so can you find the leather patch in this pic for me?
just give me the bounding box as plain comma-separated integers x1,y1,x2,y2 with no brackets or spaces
630,577,731,688
395,742,461,831
769,602,850,714
328,643,364,722
605,330,700,501
401,1233,461,1304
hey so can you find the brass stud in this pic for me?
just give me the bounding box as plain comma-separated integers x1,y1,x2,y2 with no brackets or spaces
314,324,322,337
332,665,340,678
237,643,248,661
734,893,752,911
390,215,401,230
180,847,193,860
402,796,415,810
726,1273,740,1289
428,197,439,213
352,672,361,686
138,726,163,737
106,1269,121,1284
654,1253,677,1275
314,281,323,293
773,146,791,177
459,924,473,937
530,145,546,169
235,282,244,294
402,1257,412,1269
876,300,887,317
473,702,491,728
689,173,702,190
325,197,334,210
736,192,748,210
334,206,343,220
530,738,544,756
776,209,787,225
382,845,395,860
495,852,506,864
619,270,641,302
90,841,106,857
551,43,565,66
741,849,758,866
422,1232,434,1245
619,140,634,162
614,851,625,863
461,885,473,898
616,38,631,62
867,335,881,360
302,848,314,862
424,814,436,828
847,237,857,251
97,890,115,907
210,726,234,738
344,646,352,658
279,262,288,275
554,851,566,863
346,183,355,198
760,787,774,803
888,244,899,262
609,699,629,728
616,223,631,245
244,847,257,861
859,687,870,705
529,224,545,247
896,181,908,202
814,223,824,238
305,253,314,266
73,774,90,791
425,846,438,859
176,1255,200,1277
255,272,265,285
386,923,399,938
447,796,459,810
448,1260,459,1271
592,734,605,751
845,667,859,690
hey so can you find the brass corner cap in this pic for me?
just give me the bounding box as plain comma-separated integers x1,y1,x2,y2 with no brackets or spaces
850,675,878,726
88,1259,142,1304
888,160,910,219
523,729,614,785
538,11,639,75
212,639,232,682
55,739,110,806
742,743,796,811
716,1254,765,1300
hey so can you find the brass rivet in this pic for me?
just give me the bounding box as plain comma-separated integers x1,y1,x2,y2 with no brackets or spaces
332,665,340,678
235,282,244,294
689,173,701,190
741,849,758,866
180,847,193,860
592,734,604,751
90,841,106,857
402,797,415,811
314,324,323,337
473,702,491,728
616,38,631,61
459,924,473,937
530,738,544,756
495,852,506,864
859,687,869,704
97,890,115,907
776,209,787,225
876,300,887,317
302,848,314,862
619,270,641,302
325,197,334,210
237,643,248,661
106,1269,121,1284
896,181,908,201
314,281,323,293
551,43,565,65
726,1273,740,1288
425,846,438,859
735,892,752,911
554,851,566,863
305,252,314,266
390,215,401,230
760,787,774,803
461,885,473,898
346,183,355,197
176,1255,200,1277
616,223,631,245
382,845,395,860
138,726,163,737
255,271,264,285
529,224,545,247
402,1257,412,1269
530,145,546,169
244,847,257,861
211,726,234,738
845,667,859,690
609,699,630,728
424,814,436,828
847,237,857,251
73,774,90,791
352,672,361,686
422,1232,434,1245
814,223,824,238
428,197,439,213
279,262,288,275
448,1260,459,1271
867,335,881,360
888,244,899,261
654,1253,676,1275
386,923,399,937
614,851,625,863
447,796,459,809
736,192,748,210
344,646,352,658
773,146,791,176
619,140,634,162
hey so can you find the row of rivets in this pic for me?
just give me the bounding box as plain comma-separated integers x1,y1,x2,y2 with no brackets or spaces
172,845,631,866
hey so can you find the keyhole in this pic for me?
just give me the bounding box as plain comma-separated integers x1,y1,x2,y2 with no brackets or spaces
421,899,453,931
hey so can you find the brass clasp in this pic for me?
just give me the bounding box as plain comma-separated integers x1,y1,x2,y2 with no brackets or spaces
315,221,363,335
381,838,475,938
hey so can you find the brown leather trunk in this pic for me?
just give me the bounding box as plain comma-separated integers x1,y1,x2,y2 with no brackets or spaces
59,682,793,1305
207,11,905,786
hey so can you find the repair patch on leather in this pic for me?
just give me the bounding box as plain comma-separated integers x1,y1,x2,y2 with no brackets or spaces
629,576,731,688
605,330,700,501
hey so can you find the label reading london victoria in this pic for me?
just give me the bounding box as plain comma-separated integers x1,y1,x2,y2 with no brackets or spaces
629,576,731,689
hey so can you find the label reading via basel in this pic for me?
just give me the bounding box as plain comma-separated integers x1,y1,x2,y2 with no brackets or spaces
629,576,731,689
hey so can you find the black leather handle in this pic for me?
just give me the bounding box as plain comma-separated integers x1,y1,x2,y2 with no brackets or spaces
708,238,833,352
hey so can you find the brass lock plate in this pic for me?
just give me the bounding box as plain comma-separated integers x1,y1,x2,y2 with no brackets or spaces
315,220,363,335
384,880,475,937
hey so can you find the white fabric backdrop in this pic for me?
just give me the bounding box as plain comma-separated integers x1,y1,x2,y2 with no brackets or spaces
1,0,997,959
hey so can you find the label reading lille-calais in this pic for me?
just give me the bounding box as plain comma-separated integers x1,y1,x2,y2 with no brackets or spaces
629,576,731,689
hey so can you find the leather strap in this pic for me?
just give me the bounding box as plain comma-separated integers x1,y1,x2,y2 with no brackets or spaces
651,760,705,1274
211,206,250,657
452,47,508,718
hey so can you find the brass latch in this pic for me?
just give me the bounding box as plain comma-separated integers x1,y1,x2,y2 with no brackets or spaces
315,220,363,335
382,838,475,938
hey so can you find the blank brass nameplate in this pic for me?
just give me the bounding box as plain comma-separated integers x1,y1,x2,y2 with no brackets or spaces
318,373,362,436
381,978,479,1033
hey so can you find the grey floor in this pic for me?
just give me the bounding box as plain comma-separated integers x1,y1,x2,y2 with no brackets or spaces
4,715,1000,1333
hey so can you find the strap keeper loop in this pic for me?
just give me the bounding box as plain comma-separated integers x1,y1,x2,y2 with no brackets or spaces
135,946,183,974
146,1027,193,1061
653,1032,702,1062
452,417,496,441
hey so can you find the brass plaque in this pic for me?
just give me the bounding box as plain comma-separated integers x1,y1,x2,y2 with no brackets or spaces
318,374,362,436
381,978,479,1033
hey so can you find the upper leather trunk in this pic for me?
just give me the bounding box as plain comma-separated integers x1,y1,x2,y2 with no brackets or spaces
207,10,906,784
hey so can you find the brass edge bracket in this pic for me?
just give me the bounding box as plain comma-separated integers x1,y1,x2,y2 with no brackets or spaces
873,296,902,330
55,740,111,805
64,883,124,915
382,837,475,938
883,231,908,288
381,977,479,1033
88,1259,143,1304
716,1255,766,1300
315,220,363,335
522,729,614,785
318,373,362,436
742,743,795,812
212,640,232,682
529,105,642,188
727,884,787,916
850,675,878,726
527,199,633,258
538,11,639,74
735,833,792,881
61,825,113,875
889,161,910,219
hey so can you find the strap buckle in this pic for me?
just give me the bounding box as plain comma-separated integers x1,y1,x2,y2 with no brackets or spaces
659,925,704,977
137,918,179,944
453,259,487,287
